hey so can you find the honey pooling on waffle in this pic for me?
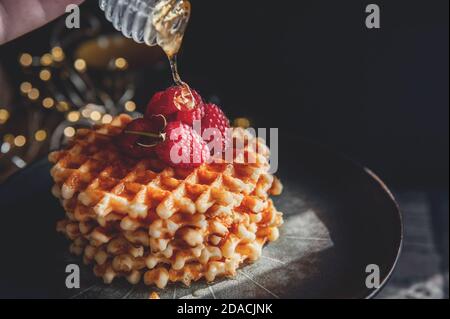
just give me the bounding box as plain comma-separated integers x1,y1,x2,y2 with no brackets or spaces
49,115,283,288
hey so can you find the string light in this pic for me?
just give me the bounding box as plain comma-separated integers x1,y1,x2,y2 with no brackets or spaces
64,126,76,138
14,135,26,147
101,114,113,124
74,59,87,72
34,130,47,142
124,101,136,112
81,108,92,118
0,109,10,124
39,69,52,81
115,57,128,70
233,117,251,129
42,97,55,109
57,101,70,112
51,47,65,62
67,111,80,122
40,53,53,66
19,53,33,67
3,134,14,144
20,82,33,95
28,88,40,101
90,111,102,121
9,47,137,175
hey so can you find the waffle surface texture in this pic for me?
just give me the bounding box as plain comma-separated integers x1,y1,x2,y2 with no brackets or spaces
49,114,283,288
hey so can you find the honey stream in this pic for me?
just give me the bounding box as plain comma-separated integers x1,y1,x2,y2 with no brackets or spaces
147,0,197,109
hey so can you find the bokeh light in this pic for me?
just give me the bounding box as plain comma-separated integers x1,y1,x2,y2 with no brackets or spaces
14,135,26,147
39,69,52,81
64,127,76,138
40,53,53,66
102,114,113,124
42,97,55,109
51,47,65,62
74,59,87,72
20,82,32,94
19,53,33,67
34,130,47,142
67,111,80,122
125,101,137,112
0,109,10,124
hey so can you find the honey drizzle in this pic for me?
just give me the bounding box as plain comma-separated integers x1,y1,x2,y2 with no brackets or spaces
149,0,194,107
151,0,191,85
169,54,183,86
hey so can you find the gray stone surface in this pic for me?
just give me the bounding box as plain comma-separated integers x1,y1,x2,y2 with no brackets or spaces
73,211,333,299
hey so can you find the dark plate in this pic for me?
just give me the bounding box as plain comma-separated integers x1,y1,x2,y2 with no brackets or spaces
0,139,402,299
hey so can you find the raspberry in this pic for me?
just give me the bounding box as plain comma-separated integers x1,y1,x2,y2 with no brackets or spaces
176,103,205,126
116,116,167,159
201,104,231,148
146,86,203,118
146,91,166,116
156,121,210,169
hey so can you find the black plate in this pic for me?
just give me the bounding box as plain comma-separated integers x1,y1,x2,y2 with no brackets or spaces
0,140,402,299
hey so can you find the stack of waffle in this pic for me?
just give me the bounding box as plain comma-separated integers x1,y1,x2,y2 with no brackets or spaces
49,114,283,288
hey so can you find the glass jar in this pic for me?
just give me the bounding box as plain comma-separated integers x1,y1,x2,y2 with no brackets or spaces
99,0,190,50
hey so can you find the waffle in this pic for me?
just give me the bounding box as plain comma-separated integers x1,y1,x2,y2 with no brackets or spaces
49,114,283,288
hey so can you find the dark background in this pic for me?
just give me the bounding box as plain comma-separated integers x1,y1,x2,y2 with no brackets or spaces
1,0,448,189
182,0,449,190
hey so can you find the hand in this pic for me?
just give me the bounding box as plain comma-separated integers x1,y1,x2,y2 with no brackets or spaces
0,0,85,45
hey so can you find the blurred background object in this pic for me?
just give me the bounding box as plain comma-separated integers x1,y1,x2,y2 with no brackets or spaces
0,9,167,181
0,0,448,298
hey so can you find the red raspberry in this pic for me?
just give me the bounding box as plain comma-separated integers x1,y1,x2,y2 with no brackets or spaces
116,116,167,159
156,121,210,169
201,104,231,147
176,103,205,126
146,91,165,116
146,86,203,118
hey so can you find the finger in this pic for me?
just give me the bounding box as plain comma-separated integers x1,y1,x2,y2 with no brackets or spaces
0,0,85,45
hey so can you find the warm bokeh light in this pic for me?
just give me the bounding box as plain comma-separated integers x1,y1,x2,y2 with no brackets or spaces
64,127,76,138
34,130,47,142
28,88,40,101
81,108,91,118
57,101,70,112
74,59,87,72
233,117,251,129
42,97,55,109
51,47,65,62
19,53,33,67
20,82,33,94
67,111,81,122
124,101,137,112
3,134,14,144
39,69,52,81
102,114,113,124
40,53,53,66
0,109,10,124
14,135,26,147
115,57,128,70
90,111,102,121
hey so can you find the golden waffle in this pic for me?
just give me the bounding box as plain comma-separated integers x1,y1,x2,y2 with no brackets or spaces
50,114,283,288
